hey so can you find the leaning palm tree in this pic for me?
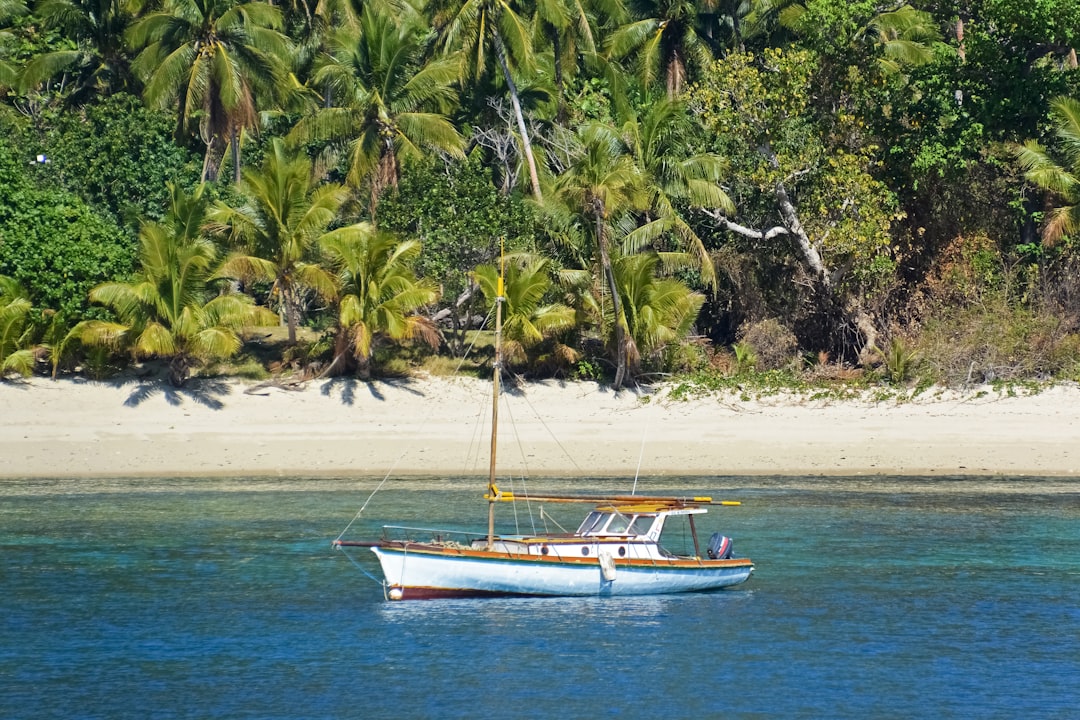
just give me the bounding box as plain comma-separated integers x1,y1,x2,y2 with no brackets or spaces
319,222,441,378
430,0,544,198
1015,96,1080,244
288,6,465,214
0,275,36,378
127,0,298,182
208,138,343,344
473,253,576,368
68,183,277,386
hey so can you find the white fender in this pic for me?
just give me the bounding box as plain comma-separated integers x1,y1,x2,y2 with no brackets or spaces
598,550,616,582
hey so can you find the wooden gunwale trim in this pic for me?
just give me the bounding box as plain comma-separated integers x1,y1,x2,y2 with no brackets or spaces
377,541,753,569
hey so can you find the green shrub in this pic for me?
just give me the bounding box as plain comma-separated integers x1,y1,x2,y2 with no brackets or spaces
0,139,135,320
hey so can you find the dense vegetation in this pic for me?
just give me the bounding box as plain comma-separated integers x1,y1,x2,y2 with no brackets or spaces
1,0,1079,388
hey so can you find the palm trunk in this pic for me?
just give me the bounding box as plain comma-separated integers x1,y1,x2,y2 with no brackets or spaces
282,282,298,344
493,31,543,200
552,32,567,126
231,125,241,184
201,135,225,182
596,213,627,389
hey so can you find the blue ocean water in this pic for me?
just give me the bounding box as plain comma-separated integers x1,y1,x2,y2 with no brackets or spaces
1,476,1078,719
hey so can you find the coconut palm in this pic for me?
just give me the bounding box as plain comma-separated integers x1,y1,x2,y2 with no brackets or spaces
532,0,622,125
617,98,734,292
778,3,941,74
319,222,440,378
127,0,297,182
288,6,464,214
1015,96,1080,244
430,0,544,198
1,1,27,90
19,0,136,101
0,275,35,378
473,253,576,368
547,121,648,389
613,250,702,376
68,183,277,386
208,138,343,344
606,0,714,98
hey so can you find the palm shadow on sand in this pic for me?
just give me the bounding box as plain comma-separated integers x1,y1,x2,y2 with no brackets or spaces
118,378,232,409
319,376,427,406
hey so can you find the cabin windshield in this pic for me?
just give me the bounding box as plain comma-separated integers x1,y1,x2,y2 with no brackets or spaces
577,511,656,537
626,515,656,537
605,512,631,534
576,512,607,535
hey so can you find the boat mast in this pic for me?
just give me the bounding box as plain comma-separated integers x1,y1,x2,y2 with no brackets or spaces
487,245,506,548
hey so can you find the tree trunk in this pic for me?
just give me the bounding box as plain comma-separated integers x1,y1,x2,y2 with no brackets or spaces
596,213,627,389
231,125,241,185
493,31,543,200
201,135,224,182
552,33,567,126
282,281,298,344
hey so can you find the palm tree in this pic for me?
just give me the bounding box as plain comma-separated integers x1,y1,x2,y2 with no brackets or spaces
618,98,734,292
208,138,343,344
68,183,277,386
606,0,714,98
18,0,136,101
319,222,440,378
288,6,465,214
532,0,622,125
473,253,576,368
430,0,544,198
547,121,648,389
1,1,27,90
613,251,702,377
778,3,941,74
0,275,35,378
127,0,298,182
1015,96,1080,244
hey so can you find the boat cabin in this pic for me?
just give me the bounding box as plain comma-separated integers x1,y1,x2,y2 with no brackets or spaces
476,503,712,561
575,504,707,543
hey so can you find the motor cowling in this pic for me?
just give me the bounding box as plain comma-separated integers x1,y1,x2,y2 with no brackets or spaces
707,533,734,560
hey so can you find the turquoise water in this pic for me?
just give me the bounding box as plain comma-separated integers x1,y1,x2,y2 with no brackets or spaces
2,476,1078,719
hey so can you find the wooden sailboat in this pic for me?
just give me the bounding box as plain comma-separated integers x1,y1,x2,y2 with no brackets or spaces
334,260,754,600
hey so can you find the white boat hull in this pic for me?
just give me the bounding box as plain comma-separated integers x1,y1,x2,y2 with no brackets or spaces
371,545,754,600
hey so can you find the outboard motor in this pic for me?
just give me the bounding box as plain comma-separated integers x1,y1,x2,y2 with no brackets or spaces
707,533,734,560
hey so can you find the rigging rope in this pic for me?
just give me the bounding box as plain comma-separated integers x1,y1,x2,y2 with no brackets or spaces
334,301,500,542
631,410,651,496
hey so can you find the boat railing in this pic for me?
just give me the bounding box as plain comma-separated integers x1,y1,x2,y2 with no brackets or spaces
379,524,487,546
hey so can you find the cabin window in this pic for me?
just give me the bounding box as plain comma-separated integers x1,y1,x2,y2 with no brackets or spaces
605,512,631,534
627,515,655,537
577,512,606,535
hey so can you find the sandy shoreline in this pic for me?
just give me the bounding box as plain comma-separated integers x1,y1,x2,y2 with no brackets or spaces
2,375,1079,480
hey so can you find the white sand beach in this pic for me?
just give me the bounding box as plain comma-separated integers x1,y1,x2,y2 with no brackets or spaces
1,375,1078,479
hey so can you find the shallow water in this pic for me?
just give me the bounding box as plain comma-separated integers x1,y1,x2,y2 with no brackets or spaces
2,476,1078,719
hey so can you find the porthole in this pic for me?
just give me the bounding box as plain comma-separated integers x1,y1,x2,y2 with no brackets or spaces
618,546,626,557
581,547,590,556
541,545,549,556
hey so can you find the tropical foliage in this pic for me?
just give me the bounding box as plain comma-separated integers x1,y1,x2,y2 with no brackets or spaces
0,275,35,377
319,222,440,378
1,0,1079,388
68,184,277,385
209,138,343,343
